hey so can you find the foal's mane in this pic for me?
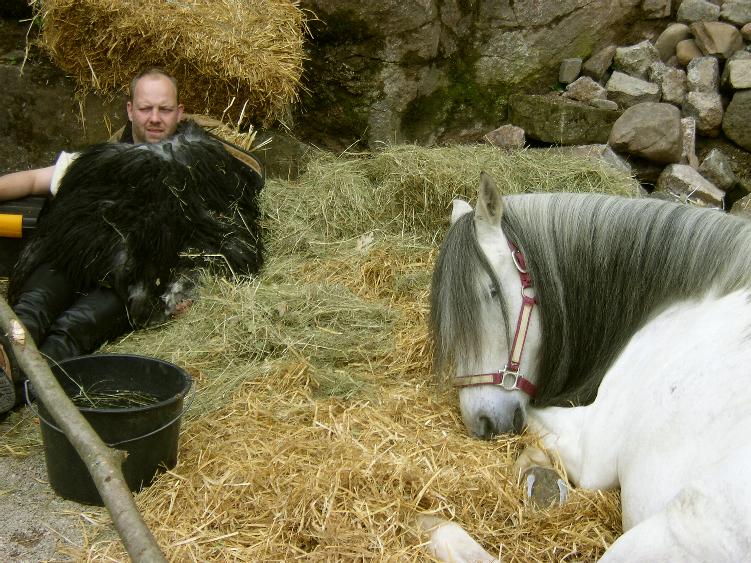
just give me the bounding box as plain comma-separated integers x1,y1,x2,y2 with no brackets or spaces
431,193,751,407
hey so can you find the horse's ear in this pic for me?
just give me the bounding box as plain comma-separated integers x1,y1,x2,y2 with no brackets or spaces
450,198,472,224
476,171,504,227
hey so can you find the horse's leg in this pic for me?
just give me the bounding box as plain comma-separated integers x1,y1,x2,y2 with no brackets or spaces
418,515,499,563
520,404,620,494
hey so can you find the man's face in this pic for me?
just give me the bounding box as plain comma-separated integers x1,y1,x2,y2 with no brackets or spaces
126,74,184,144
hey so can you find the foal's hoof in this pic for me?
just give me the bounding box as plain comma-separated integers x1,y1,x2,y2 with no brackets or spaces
524,466,568,508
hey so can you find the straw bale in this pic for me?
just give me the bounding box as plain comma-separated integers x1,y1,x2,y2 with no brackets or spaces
3,145,636,558
32,0,306,127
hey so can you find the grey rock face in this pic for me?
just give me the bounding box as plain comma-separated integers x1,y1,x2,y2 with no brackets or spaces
725,59,751,89
721,50,751,88
676,38,704,66
649,62,688,105
0,21,125,172
484,124,525,149
559,58,583,84
590,98,620,110
662,68,689,105
296,0,672,148
642,0,672,19
680,117,699,168
608,102,683,163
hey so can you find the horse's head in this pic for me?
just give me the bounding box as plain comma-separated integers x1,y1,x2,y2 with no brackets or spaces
431,173,541,439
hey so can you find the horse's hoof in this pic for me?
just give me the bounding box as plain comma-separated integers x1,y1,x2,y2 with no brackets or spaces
524,466,568,508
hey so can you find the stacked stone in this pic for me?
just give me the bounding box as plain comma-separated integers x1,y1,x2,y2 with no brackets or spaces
495,0,750,210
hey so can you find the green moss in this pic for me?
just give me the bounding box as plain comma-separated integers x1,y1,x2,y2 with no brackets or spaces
400,50,517,142
567,32,597,61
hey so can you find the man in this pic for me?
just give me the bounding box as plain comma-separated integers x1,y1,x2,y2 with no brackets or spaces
0,68,207,416
0,68,184,200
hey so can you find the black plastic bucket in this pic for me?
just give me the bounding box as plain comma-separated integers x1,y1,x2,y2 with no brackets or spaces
36,353,193,506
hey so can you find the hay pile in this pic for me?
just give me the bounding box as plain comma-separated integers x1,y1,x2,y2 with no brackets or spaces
7,145,638,559
31,0,307,127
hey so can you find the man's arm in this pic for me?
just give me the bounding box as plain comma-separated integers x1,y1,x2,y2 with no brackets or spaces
0,166,54,201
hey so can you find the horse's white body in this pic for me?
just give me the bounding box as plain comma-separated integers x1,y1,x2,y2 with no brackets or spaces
530,290,751,560
426,177,751,561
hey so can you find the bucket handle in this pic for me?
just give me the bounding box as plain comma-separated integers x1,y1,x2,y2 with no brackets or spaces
24,380,196,448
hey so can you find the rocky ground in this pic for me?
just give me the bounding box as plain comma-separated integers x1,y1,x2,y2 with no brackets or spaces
0,449,101,562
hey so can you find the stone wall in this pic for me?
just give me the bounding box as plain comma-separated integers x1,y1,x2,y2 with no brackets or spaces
295,0,671,149
1,1,740,166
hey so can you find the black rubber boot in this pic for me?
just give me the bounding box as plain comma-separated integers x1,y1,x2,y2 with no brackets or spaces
11,264,77,347
39,286,131,364
0,333,23,421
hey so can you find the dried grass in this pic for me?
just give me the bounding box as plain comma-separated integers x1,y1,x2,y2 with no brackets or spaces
68,362,621,561
4,145,637,559
31,0,307,127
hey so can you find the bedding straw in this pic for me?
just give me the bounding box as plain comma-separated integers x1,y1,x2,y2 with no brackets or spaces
3,145,636,560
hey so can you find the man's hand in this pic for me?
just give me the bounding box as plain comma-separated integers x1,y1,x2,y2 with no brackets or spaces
171,299,193,318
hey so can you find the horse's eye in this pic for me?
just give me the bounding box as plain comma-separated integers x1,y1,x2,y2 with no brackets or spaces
489,286,499,299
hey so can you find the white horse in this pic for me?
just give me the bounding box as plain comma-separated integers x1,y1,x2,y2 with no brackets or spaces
424,172,751,561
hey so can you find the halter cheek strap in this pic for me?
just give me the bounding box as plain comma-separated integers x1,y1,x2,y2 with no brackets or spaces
453,241,538,397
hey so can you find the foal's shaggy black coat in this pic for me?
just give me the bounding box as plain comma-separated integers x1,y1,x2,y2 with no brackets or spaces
9,121,264,326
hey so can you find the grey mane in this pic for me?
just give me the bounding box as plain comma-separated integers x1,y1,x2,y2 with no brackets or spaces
430,212,513,378
431,193,751,407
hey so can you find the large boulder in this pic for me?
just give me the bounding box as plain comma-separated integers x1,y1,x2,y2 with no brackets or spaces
605,71,661,107
656,163,726,207
649,62,687,105
723,90,751,150
508,94,621,145
608,102,683,163
721,1,751,26
690,21,745,59
655,23,691,61
677,0,721,24
612,40,661,79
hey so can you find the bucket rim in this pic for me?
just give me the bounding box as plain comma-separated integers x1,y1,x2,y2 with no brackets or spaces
48,352,193,415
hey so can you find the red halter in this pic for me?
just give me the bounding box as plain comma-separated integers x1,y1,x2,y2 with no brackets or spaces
453,240,537,397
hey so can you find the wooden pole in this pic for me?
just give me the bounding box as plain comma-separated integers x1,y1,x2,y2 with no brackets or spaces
0,299,167,562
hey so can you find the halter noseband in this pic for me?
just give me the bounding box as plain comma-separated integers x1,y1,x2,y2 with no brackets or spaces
453,240,537,397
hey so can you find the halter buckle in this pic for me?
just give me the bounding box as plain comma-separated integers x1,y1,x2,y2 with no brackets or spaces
500,369,521,391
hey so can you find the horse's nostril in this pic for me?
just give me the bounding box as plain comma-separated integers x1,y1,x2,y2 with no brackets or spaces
512,405,525,435
477,415,497,440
